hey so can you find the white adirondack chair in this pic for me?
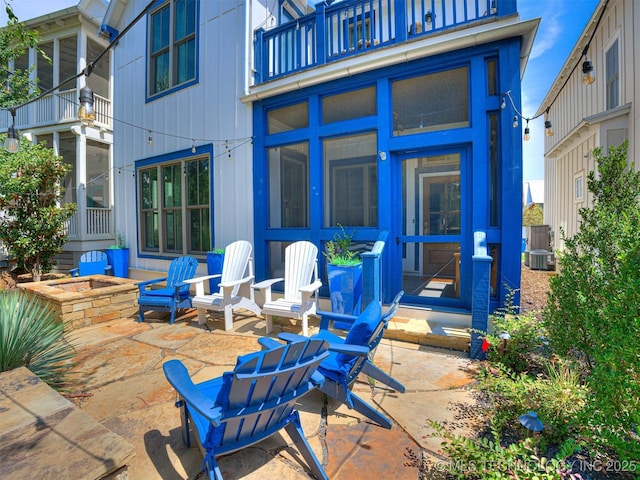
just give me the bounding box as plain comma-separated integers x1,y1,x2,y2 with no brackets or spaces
185,240,261,331
253,241,322,337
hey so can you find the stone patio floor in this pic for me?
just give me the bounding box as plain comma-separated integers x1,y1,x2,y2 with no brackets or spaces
64,309,484,479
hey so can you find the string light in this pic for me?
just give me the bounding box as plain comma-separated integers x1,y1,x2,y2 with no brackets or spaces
147,131,153,146
512,115,518,128
191,140,196,153
581,46,595,85
4,109,19,153
523,120,530,141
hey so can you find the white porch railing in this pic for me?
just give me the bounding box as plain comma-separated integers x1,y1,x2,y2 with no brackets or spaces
65,207,113,241
0,89,112,130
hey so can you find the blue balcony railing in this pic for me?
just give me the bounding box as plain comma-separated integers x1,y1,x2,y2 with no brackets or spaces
254,0,516,83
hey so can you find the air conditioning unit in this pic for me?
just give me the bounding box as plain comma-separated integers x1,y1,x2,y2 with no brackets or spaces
529,249,552,271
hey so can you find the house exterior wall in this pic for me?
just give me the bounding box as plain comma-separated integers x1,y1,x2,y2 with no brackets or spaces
105,0,535,314
540,0,639,251
107,0,256,276
0,0,113,266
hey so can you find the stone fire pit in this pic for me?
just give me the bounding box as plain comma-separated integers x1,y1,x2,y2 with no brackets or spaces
18,274,139,330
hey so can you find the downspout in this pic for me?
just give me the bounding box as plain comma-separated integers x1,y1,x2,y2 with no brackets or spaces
244,0,252,97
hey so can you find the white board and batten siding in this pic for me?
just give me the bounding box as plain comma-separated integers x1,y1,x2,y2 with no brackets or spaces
108,1,256,276
542,0,639,253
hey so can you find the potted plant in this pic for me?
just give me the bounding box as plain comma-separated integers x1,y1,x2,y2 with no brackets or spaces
324,225,363,315
105,232,129,278
206,247,225,293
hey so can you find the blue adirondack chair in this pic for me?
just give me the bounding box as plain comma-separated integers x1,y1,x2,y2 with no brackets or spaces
163,337,330,480
69,250,112,277
136,256,198,325
262,291,405,429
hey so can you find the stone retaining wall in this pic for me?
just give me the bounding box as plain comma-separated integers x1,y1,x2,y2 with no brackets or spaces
18,275,139,330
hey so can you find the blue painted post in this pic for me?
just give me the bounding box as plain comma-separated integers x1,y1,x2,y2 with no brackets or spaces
361,231,388,307
254,29,264,83
470,231,492,360
394,0,407,43
315,2,326,66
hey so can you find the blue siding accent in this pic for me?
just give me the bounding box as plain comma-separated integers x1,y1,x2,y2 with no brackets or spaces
252,38,523,312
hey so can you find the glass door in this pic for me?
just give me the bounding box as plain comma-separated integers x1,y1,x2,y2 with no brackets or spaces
398,151,464,306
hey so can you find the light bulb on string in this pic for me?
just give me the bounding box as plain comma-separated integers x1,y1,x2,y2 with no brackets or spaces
523,120,530,141
191,140,196,154
512,115,518,128
147,131,153,146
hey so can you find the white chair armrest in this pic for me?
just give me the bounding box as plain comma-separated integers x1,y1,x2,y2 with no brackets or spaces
252,278,284,290
184,274,221,296
299,279,322,294
184,274,221,284
218,275,254,289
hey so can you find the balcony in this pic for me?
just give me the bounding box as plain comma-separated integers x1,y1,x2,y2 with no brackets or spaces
254,0,516,84
65,207,114,241
0,89,112,131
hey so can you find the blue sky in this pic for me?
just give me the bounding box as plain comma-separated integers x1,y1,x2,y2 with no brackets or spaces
2,0,601,181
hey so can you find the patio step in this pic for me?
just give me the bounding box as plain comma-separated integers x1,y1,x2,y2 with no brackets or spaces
385,316,470,352
314,299,471,352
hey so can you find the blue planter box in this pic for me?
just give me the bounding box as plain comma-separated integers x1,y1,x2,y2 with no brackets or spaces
206,252,225,293
105,248,129,278
327,263,363,315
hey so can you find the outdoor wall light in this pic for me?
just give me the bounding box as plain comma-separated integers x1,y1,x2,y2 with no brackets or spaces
425,11,433,25
582,56,595,85
78,85,96,126
4,109,19,153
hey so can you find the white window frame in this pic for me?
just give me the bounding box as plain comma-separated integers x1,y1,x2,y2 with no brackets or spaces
574,171,584,203
604,33,620,110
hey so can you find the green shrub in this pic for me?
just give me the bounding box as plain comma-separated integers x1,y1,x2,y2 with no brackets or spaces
429,420,582,479
543,142,640,461
484,291,548,373
479,360,587,445
0,290,75,390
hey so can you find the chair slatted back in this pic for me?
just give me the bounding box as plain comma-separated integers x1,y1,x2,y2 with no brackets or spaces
220,240,253,296
283,241,318,302
166,256,198,296
216,338,328,449
78,251,109,276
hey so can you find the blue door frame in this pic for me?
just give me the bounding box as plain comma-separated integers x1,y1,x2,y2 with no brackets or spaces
391,147,471,310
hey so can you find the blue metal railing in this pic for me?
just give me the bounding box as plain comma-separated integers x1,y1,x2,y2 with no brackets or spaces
254,0,516,83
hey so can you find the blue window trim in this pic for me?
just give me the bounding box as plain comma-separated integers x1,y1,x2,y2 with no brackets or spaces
145,0,200,103
134,143,214,261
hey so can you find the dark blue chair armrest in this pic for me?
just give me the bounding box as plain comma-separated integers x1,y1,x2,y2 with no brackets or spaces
163,360,223,425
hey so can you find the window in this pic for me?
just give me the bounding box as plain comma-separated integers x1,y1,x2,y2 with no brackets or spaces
149,0,197,96
58,36,78,91
486,58,497,96
37,42,54,91
322,86,376,124
138,153,210,255
268,143,309,228
323,133,378,227
574,172,584,203
343,10,374,50
489,113,499,226
392,67,469,135
86,141,110,209
605,38,619,110
268,102,308,134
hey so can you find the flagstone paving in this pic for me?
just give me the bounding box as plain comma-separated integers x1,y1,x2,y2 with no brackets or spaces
62,310,483,479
